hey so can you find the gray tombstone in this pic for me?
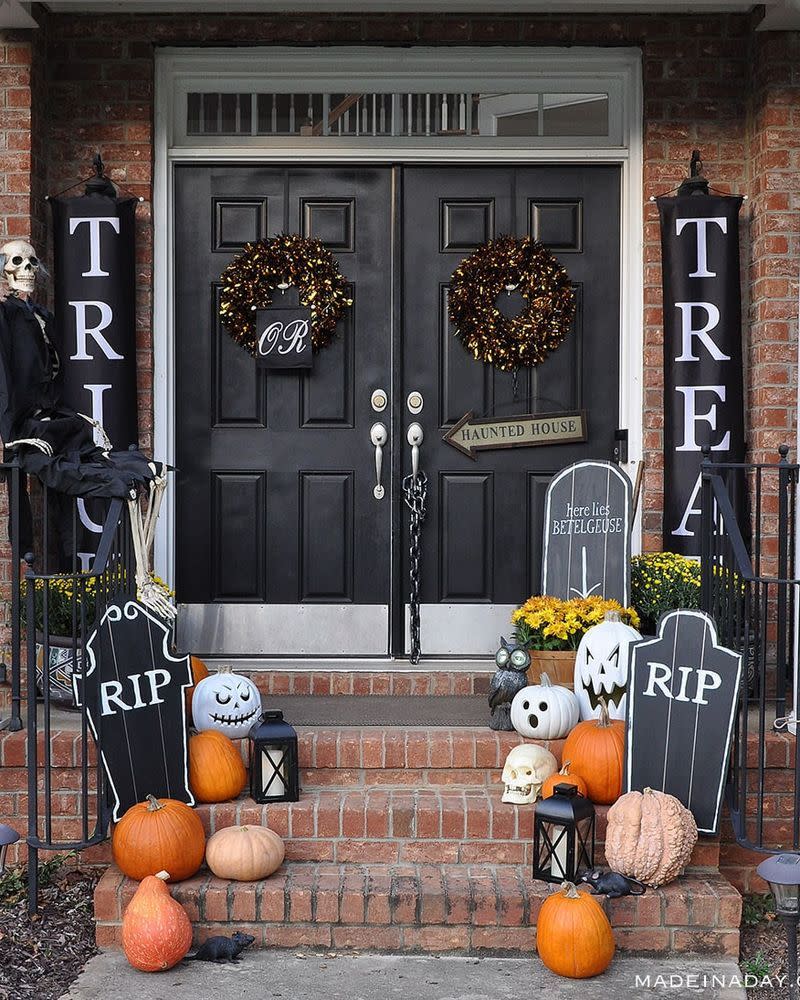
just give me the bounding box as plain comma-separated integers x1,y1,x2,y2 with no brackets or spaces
73,600,194,821
541,460,632,606
626,610,742,834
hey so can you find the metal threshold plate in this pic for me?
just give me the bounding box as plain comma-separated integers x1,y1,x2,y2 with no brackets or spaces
264,694,489,727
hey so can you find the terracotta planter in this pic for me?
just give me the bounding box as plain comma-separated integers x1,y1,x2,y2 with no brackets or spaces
35,633,82,710
527,649,575,689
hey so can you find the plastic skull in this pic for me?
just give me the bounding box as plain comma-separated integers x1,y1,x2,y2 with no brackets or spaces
500,743,558,804
1,240,39,295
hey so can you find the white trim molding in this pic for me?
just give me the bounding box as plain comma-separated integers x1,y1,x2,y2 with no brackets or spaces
153,46,644,582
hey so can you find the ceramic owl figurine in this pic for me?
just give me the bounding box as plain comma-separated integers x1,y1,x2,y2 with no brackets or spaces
488,636,531,731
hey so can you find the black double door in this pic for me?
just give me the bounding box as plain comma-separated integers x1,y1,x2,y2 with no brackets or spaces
174,163,620,658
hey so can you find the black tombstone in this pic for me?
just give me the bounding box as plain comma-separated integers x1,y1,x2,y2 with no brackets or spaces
541,460,632,606
626,610,741,834
73,600,194,821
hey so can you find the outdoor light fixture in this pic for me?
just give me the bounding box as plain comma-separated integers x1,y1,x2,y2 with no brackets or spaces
0,823,20,874
532,783,595,884
757,853,800,1000
248,710,299,803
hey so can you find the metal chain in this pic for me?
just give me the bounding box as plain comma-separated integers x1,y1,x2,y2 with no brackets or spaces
402,470,427,665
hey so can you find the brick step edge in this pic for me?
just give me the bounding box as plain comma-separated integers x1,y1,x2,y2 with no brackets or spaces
94,865,741,957
247,671,493,697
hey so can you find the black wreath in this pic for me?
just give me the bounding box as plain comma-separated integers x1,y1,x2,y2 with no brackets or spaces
218,233,352,356
448,235,576,372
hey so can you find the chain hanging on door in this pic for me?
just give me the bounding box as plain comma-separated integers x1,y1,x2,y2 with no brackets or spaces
402,468,427,665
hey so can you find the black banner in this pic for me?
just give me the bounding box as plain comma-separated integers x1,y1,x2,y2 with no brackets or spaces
658,194,745,555
50,193,139,567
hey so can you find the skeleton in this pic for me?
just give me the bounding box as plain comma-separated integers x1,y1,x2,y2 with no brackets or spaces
0,239,43,297
500,744,558,805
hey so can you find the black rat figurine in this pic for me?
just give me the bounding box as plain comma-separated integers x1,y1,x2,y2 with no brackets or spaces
186,931,255,963
578,868,647,899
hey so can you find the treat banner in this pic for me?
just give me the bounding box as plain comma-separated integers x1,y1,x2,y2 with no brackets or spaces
658,193,745,555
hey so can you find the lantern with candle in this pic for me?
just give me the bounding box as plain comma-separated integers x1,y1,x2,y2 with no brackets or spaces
248,710,300,804
533,783,595,884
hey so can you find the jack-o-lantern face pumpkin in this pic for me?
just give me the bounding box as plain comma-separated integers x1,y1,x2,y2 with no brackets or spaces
573,612,641,722
191,666,261,739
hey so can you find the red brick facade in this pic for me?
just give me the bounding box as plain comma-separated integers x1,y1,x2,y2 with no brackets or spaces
0,10,794,554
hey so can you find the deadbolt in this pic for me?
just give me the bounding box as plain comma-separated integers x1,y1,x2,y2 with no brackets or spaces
371,388,388,413
407,391,423,414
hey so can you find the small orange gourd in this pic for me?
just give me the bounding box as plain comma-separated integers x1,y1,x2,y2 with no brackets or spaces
541,761,588,799
112,795,206,882
561,697,625,804
189,729,247,803
536,881,615,979
122,870,193,972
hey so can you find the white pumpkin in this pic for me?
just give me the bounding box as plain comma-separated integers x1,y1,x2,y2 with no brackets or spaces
509,673,579,740
192,666,261,739
573,611,641,722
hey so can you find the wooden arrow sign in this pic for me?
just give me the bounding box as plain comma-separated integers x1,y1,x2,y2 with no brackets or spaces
443,410,587,459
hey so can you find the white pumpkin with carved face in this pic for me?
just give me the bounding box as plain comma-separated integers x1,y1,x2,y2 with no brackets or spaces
509,673,579,740
574,611,641,722
192,666,261,739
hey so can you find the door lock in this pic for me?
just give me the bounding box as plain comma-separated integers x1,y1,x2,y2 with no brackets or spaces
407,391,423,414
371,388,388,413
370,422,388,499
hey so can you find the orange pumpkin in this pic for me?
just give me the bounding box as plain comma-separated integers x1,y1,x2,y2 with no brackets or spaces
561,697,625,805
189,728,247,803
537,881,615,979
112,794,206,882
122,870,193,972
541,761,588,799
185,655,209,724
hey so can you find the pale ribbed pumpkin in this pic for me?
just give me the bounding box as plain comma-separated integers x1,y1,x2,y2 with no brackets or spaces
122,870,193,972
189,729,247,803
536,881,615,979
112,795,206,883
541,761,589,799
205,825,285,881
560,697,625,804
604,787,698,887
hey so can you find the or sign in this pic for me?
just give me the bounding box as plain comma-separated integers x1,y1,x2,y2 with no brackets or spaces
658,194,745,555
541,460,632,605
443,410,586,459
51,192,140,569
626,610,741,834
255,306,312,369
73,600,194,821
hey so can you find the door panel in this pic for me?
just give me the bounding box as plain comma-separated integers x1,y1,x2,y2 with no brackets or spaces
174,165,392,655
401,166,621,655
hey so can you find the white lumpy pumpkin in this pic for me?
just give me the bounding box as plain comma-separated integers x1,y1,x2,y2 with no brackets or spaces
509,673,579,740
192,666,261,739
573,611,641,722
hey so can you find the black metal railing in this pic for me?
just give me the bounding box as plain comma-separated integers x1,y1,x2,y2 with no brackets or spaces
0,462,135,910
700,446,800,854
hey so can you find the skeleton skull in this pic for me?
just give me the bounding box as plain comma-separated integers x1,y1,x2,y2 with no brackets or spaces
1,239,39,295
500,744,558,804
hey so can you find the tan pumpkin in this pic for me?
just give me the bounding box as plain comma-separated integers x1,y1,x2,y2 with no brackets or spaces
112,794,206,883
205,824,285,881
536,881,615,979
189,729,247,803
604,787,698,887
541,761,589,799
122,870,193,972
561,697,625,804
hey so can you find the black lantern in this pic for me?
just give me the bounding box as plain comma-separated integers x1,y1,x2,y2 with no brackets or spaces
0,823,19,874
248,710,299,803
533,784,595,884
756,854,800,1000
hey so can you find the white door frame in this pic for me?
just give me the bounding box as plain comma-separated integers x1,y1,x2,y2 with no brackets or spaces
153,46,644,606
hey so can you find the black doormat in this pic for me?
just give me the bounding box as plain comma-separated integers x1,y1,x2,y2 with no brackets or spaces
263,694,489,727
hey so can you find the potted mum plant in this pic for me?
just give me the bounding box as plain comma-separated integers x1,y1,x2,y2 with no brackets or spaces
630,552,701,636
510,595,640,687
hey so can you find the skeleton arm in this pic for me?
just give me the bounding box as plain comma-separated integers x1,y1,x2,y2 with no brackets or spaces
127,471,175,621
5,437,53,457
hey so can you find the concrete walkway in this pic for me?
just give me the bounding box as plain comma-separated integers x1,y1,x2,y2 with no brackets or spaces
61,951,747,999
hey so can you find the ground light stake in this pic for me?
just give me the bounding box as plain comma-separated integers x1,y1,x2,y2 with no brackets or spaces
756,853,800,1000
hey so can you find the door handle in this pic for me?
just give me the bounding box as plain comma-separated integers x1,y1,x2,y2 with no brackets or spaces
407,422,424,479
370,422,388,499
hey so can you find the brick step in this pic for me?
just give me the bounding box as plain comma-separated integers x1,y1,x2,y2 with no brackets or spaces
196,788,720,870
245,670,494,697
94,863,741,956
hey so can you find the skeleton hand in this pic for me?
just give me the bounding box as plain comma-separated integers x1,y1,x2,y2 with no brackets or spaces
77,413,113,453
137,574,177,621
6,437,53,457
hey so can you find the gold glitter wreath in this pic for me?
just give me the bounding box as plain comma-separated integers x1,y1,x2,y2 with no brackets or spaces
218,233,352,355
448,235,575,372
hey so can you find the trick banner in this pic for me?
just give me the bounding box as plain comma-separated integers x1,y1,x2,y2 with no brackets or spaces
658,193,745,555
